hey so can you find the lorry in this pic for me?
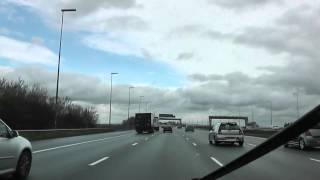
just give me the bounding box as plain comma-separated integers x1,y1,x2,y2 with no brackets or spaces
135,113,155,134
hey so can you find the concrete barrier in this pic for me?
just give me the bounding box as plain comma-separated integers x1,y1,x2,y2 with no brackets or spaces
18,127,130,141
244,129,280,138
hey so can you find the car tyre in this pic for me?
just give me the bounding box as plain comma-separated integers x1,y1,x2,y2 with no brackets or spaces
14,150,32,180
209,140,213,144
214,141,219,146
239,141,244,146
284,143,289,148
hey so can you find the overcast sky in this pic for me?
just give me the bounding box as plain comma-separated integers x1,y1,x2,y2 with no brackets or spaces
0,0,319,126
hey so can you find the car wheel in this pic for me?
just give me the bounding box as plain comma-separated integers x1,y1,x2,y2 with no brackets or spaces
15,150,32,180
214,141,219,145
209,140,213,144
299,139,306,150
284,143,289,148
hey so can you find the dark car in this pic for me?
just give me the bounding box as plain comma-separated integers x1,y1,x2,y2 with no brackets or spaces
185,126,195,132
163,126,173,133
177,125,182,129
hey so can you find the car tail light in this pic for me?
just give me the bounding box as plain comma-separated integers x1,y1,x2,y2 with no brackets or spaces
305,131,312,136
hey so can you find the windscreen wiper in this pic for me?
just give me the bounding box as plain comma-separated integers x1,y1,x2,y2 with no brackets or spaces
193,104,320,180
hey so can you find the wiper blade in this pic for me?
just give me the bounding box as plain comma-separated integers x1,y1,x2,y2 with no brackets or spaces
194,104,320,180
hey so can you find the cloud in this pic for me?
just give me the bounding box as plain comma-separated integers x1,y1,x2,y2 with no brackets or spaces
83,33,142,57
233,5,320,60
1,63,318,126
0,35,57,65
208,0,282,10
176,52,195,61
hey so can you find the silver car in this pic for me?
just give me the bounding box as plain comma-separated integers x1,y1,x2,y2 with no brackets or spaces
209,122,244,146
0,119,32,179
284,122,320,150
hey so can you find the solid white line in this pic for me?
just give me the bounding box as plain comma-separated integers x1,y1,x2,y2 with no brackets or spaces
33,133,131,154
89,157,109,166
210,157,223,167
310,158,320,163
192,142,197,146
132,142,138,146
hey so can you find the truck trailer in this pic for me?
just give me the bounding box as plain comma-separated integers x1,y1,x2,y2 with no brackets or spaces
135,113,155,134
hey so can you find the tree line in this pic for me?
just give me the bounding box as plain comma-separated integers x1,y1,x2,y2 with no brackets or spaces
0,78,98,130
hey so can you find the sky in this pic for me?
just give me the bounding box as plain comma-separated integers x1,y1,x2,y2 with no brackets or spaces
0,0,320,127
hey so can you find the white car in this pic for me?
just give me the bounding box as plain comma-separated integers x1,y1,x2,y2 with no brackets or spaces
209,122,244,146
0,119,32,179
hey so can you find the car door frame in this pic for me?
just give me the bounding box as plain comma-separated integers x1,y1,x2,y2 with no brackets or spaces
0,120,17,173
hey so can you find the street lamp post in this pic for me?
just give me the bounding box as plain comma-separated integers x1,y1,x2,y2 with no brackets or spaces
268,101,273,127
54,8,76,129
128,86,134,120
109,72,118,126
293,90,300,119
139,96,144,113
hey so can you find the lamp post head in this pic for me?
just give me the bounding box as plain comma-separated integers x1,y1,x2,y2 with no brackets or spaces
61,8,77,12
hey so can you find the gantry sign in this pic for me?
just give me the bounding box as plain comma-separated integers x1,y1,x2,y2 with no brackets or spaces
158,114,182,124
208,116,248,128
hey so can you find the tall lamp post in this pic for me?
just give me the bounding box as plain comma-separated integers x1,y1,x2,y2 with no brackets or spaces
139,96,144,113
54,8,76,129
109,72,118,126
128,86,134,120
293,90,300,119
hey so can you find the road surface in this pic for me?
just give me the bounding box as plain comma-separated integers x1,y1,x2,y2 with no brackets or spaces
16,129,320,179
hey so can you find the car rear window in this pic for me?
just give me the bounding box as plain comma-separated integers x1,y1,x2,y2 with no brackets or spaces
219,123,240,130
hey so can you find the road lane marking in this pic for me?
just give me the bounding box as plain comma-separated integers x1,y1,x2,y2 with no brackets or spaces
132,142,138,146
210,157,223,167
89,157,109,166
186,138,189,141
247,143,256,147
192,142,197,146
310,158,320,163
33,133,131,154
145,137,149,141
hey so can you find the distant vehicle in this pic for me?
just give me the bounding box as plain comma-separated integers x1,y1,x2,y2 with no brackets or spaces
272,125,281,130
209,122,244,146
185,126,195,132
0,119,32,180
162,125,173,133
134,113,155,134
284,122,320,150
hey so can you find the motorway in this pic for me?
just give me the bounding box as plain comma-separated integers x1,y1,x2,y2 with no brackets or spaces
15,129,320,179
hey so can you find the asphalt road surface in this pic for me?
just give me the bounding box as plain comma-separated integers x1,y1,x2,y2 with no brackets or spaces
15,129,320,179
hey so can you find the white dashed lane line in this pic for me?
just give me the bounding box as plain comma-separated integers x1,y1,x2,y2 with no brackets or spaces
310,158,320,163
247,143,257,147
132,142,138,146
145,137,149,141
210,157,224,167
89,157,109,166
192,142,197,146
